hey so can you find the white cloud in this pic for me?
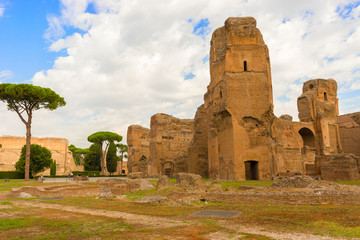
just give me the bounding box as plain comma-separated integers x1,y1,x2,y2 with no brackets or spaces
1,0,360,148
0,70,14,82
0,2,4,18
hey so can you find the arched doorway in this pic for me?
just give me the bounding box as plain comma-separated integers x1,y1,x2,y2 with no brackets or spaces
298,128,315,154
245,161,259,180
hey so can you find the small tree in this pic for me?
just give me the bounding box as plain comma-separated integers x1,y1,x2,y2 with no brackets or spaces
15,144,53,176
116,144,128,175
87,131,122,174
106,142,118,175
50,160,56,177
69,144,88,165
0,83,66,180
83,143,101,171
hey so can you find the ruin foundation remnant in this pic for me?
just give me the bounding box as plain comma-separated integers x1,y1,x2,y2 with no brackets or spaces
127,17,360,181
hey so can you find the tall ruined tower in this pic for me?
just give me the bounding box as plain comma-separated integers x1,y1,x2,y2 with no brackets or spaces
297,79,342,155
192,17,275,180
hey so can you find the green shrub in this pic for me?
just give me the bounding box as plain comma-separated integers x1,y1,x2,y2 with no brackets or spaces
0,171,25,179
72,171,100,177
50,160,56,177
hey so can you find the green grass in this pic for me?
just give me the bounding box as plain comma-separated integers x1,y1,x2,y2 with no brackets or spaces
240,233,275,240
0,216,134,240
123,188,157,200
0,218,35,230
336,181,360,186
211,180,273,190
0,180,58,192
310,221,360,238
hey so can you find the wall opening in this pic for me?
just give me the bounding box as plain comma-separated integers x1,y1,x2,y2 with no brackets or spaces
324,92,327,101
164,168,172,176
245,160,259,180
298,128,316,154
163,161,174,177
244,61,247,71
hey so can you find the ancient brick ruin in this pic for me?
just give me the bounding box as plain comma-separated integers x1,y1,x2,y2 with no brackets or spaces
127,17,360,180
0,136,83,175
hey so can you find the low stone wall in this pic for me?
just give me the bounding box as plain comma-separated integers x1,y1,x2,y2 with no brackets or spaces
320,154,360,181
168,189,360,205
10,184,100,198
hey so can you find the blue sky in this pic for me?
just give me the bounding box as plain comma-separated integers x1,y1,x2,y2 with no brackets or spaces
0,0,61,82
0,0,360,147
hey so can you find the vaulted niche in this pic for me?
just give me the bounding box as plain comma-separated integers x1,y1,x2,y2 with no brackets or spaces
324,92,328,101
245,160,259,180
298,127,315,155
244,61,248,71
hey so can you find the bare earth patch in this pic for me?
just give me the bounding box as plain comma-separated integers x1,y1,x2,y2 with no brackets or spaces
13,200,185,229
10,200,342,240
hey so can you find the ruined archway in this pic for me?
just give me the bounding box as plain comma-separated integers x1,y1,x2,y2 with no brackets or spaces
298,128,316,155
298,128,315,148
244,160,259,180
163,161,175,177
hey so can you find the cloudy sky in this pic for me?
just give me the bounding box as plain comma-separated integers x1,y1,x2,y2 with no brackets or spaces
0,0,359,148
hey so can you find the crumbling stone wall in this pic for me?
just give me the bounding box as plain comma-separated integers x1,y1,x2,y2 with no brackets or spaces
127,125,150,174
126,17,359,181
297,79,342,156
319,154,360,181
148,113,194,177
337,112,360,156
188,104,209,177
0,136,82,175
202,17,275,180
271,119,317,175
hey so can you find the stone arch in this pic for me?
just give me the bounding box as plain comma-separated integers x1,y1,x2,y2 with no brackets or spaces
298,128,316,154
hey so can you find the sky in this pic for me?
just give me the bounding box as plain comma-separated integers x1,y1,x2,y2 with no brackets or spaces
0,0,360,148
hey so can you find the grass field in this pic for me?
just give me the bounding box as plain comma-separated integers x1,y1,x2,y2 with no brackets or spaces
0,179,360,239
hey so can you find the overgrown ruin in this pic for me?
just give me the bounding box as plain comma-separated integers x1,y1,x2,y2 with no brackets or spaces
127,17,360,181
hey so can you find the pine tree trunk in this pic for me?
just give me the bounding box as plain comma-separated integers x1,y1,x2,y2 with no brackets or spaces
25,122,31,181
120,154,123,175
99,142,105,175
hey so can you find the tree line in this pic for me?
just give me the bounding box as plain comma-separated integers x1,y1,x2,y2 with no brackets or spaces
0,83,127,178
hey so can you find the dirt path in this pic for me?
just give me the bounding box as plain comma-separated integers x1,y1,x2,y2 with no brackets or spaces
217,221,341,240
13,200,184,229
12,200,342,240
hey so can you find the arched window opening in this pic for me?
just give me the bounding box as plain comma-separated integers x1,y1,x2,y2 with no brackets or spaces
324,92,328,101
163,161,174,177
245,160,259,180
298,128,316,155
244,61,247,71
